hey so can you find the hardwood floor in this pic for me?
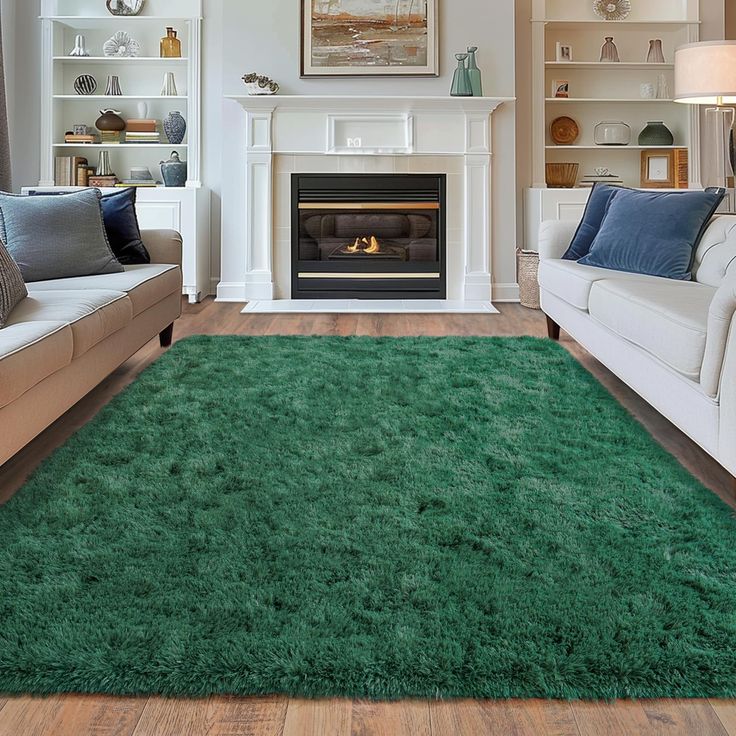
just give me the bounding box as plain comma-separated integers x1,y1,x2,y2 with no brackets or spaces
0,298,734,736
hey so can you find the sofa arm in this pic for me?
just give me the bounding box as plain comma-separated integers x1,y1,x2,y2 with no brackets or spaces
702,271,736,398
538,220,578,261
142,230,183,267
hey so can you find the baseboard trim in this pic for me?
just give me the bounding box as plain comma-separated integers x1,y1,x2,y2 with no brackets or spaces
492,283,520,302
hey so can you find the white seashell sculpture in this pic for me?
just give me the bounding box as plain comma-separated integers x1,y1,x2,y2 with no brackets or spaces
103,31,141,57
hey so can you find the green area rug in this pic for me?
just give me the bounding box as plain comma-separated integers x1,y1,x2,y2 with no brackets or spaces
2,336,736,700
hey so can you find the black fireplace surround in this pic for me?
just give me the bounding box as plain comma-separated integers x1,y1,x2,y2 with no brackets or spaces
292,174,447,299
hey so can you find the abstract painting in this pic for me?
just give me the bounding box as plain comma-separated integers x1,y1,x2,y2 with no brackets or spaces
301,0,439,77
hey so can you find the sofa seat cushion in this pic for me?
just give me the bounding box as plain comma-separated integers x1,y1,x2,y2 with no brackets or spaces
539,258,661,312
27,264,180,317
6,290,132,359
588,279,716,382
0,321,73,408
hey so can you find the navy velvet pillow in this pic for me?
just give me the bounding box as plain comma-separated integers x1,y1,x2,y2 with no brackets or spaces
578,188,726,280
100,188,150,265
562,183,622,261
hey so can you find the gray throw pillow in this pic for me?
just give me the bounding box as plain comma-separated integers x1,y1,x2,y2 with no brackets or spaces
0,238,27,328
0,189,123,282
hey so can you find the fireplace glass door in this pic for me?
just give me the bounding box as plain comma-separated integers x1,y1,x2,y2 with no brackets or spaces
292,174,446,299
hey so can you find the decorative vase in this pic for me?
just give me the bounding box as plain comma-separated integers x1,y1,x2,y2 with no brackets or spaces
160,151,187,187
640,83,656,99
95,109,126,132
136,101,149,119
638,121,674,146
69,34,89,57
647,39,665,64
594,121,631,146
160,27,182,58
160,72,178,96
74,74,97,95
163,111,187,144
656,73,670,100
466,46,483,97
600,37,620,63
105,75,123,96
450,53,472,97
96,151,114,176
106,0,145,16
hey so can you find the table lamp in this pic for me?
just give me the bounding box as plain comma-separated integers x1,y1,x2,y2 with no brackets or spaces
675,41,736,193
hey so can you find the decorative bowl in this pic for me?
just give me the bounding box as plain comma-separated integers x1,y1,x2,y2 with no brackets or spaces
594,121,631,146
242,73,279,96
546,163,579,189
550,116,580,146
593,0,631,21
106,0,145,16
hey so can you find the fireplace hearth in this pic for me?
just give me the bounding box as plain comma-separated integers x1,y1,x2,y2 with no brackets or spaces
292,174,447,299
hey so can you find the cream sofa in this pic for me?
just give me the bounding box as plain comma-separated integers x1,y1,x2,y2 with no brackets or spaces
0,230,183,466
538,215,736,482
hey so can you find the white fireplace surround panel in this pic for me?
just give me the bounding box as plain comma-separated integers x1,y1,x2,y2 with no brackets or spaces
219,96,512,303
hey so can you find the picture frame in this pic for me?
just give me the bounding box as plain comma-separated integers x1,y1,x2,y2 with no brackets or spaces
640,149,675,188
556,43,573,62
301,0,439,78
552,80,570,98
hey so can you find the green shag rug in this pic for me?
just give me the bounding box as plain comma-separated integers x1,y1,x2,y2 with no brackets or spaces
2,336,736,701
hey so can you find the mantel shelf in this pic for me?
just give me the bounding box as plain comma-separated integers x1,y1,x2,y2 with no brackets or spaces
226,95,514,114
54,95,188,100
546,145,683,150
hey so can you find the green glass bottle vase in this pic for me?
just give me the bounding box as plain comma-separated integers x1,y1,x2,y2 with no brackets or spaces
450,53,472,97
466,46,483,97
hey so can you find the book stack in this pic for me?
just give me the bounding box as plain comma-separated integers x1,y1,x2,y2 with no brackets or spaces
125,119,161,144
64,133,97,145
100,131,121,144
579,173,624,188
54,156,89,186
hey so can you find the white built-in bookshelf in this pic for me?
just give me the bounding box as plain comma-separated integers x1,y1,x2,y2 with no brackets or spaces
35,0,210,303
525,0,702,248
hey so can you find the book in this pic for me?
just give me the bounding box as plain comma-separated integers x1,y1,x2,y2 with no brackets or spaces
54,156,88,186
64,134,98,144
88,175,119,188
115,181,158,187
126,120,158,133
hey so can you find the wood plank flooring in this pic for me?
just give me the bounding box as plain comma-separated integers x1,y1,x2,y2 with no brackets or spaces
0,299,734,736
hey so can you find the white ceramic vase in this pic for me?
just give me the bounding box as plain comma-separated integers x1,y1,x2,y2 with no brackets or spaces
160,72,178,97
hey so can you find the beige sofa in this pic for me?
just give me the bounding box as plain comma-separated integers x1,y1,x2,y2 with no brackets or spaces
0,230,183,466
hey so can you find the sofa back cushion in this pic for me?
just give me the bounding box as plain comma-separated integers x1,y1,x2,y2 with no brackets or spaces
0,189,123,283
693,215,736,287
578,188,726,280
0,238,27,328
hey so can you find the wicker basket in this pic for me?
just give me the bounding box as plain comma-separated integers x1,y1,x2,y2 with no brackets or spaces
517,249,541,310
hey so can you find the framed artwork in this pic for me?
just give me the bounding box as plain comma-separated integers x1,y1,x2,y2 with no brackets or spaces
552,80,570,98
556,43,573,62
301,0,439,78
640,150,675,188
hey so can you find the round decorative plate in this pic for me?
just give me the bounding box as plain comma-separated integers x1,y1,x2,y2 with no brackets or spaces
593,0,631,21
550,116,580,145
73,74,97,95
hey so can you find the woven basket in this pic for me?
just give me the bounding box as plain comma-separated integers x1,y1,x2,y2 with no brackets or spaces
517,249,541,310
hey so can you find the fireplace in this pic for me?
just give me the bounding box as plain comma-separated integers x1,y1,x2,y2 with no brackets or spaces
292,174,447,299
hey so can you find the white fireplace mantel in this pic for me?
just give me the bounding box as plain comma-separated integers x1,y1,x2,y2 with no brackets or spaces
218,95,513,303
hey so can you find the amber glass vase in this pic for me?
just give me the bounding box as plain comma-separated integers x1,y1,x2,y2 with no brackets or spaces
160,27,182,58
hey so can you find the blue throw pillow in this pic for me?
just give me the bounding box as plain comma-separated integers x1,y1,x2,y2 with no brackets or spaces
100,187,150,265
562,183,622,261
578,188,726,280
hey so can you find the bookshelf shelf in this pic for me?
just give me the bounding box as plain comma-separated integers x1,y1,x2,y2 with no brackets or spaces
39,0,209,304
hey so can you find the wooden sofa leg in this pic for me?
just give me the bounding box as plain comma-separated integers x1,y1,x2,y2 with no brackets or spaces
545,315,561,341
159,323,174,348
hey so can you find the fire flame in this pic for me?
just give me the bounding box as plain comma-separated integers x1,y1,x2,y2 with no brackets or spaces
345,236,381,254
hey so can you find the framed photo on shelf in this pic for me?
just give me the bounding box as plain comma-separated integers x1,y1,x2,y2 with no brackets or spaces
552,80,570,98
301,0,439,78
640,149,675,188
556,43,573,62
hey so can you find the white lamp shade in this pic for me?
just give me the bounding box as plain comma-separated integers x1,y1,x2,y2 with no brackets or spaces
675,41,736,105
